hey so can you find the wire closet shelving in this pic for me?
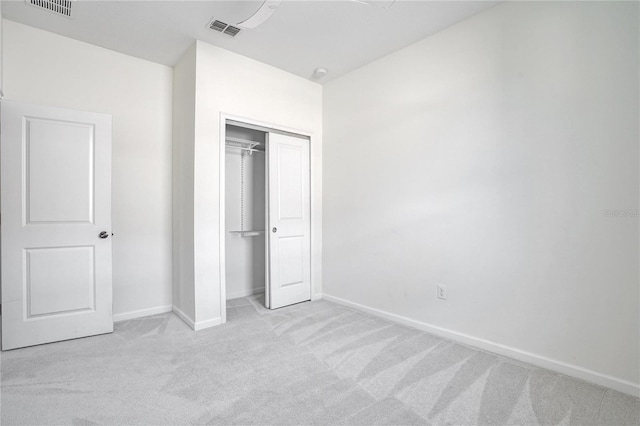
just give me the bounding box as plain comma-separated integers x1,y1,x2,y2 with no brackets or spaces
225,136,265,237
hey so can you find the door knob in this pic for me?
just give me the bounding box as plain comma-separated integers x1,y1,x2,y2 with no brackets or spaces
272,227,277,233
99,231,109,239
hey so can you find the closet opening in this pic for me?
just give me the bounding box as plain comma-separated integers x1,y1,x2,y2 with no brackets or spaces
224,124,267,313
221,117,312,323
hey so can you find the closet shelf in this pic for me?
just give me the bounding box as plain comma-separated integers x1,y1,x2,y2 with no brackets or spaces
225,137,265,154
228,230,265,237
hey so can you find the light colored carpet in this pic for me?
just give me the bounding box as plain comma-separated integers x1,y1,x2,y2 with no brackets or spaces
1,296,638,425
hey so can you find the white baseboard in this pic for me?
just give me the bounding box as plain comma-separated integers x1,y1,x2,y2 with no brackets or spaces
226,287,264,300
322,294,639,398
172,305,221,331
194,317,222,331
172,305,195,329
113,305,172,323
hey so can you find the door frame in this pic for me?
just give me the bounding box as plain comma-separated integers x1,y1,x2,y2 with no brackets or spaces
218,113,316,323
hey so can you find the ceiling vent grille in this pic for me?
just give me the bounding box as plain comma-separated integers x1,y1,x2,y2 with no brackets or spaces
27,0,73,18
208,19,242,38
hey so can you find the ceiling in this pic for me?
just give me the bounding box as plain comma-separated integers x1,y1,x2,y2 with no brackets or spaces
2,0,500,84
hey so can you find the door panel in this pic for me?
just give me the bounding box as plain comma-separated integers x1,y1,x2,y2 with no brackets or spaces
26,246,96,317
1,101,113,350
268,133,310,309
277,145,303,219
277,236,304,286
26,117,95,223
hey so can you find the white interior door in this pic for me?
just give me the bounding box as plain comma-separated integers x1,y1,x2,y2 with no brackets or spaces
1,100,113,350
268,133,311,309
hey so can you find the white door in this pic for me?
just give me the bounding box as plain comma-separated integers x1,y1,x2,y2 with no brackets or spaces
268,133,311,309
1,101,113,350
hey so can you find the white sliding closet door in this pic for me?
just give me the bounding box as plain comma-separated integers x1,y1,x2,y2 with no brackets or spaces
268,133,311,309
1,101,113,350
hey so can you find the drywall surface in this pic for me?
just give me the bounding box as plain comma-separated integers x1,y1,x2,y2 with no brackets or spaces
323,1,639,390
171,44,197,320
192,40,323,325
3,20,173,318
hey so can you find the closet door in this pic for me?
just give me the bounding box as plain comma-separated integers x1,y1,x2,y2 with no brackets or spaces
268,133,311,309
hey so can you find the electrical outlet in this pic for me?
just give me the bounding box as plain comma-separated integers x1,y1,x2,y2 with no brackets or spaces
437,285,447,300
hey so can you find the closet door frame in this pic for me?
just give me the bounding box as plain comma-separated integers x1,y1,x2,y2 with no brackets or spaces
218,113,317,323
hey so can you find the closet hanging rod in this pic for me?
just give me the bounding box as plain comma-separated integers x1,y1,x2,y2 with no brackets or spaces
226,146,265,154
226,136,262,145
225,137,264,151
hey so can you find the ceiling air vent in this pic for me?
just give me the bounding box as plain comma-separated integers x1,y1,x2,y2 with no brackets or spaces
208,19,242,38
223,25,241,37
27,0,73,18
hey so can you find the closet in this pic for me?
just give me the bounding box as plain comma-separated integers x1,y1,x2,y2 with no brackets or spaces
224,121,311,311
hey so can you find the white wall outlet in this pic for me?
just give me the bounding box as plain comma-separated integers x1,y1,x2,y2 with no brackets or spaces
437,285,447,300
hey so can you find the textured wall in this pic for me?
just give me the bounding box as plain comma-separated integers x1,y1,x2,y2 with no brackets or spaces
323,1,639,390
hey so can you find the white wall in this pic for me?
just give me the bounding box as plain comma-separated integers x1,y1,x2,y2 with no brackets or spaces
3,20,174,319
172,40,323,327
323,1,639,394
171,44,197,321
